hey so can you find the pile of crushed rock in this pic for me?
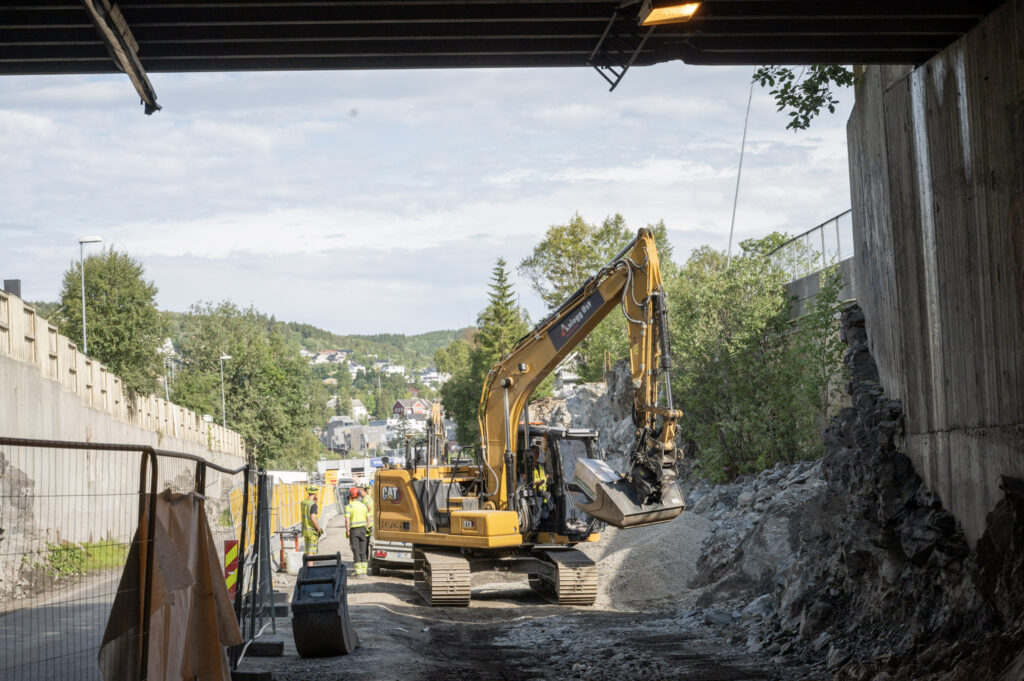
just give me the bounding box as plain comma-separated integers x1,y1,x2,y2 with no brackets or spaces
543,307,1024,681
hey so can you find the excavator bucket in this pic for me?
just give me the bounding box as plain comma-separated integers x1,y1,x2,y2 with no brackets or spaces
571,458,685,528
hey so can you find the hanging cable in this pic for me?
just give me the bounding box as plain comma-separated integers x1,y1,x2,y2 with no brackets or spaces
727,77,755,268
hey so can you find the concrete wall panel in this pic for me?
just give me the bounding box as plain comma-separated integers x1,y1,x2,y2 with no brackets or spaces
848,0,1024,544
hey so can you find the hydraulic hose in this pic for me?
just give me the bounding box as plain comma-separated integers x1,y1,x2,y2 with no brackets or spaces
502,379,515,509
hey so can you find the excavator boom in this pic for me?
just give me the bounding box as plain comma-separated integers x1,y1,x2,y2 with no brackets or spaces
478,228,684,528
373,227,684,607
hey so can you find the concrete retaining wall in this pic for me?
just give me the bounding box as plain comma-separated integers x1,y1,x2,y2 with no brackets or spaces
1,351,246,544
847,0,1024,544
0,288,244,456
0,291,248,593
785,257,857,318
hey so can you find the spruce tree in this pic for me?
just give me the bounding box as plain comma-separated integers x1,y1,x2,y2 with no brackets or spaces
475,258,529,365
437,258,532,444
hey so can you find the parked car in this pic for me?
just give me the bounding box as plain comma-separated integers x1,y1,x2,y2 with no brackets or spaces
369,537,414,575
334,477,358,501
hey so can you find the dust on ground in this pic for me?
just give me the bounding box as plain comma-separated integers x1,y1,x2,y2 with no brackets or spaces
236,514,819,681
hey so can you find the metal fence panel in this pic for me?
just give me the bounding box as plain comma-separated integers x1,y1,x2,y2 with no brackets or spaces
0,437,248,681
1,441,146,681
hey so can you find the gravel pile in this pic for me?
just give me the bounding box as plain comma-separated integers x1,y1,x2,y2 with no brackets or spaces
580,510,713,610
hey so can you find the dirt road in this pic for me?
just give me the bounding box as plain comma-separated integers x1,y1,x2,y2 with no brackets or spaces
237,515,817,681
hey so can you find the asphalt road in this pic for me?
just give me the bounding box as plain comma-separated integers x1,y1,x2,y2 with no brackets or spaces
0,573,119,681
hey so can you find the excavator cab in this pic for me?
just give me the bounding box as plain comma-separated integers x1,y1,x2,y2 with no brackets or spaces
514,423,685,534
515,425,603,541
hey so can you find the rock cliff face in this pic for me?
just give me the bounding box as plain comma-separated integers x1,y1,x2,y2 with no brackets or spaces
530,361,636,469
546,306,1024,680
682,307,1024,680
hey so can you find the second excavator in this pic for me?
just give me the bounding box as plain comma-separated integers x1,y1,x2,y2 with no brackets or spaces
373,227,684,606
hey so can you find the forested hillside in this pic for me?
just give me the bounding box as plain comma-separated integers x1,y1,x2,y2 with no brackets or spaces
161,311,465,369
283,323,467,369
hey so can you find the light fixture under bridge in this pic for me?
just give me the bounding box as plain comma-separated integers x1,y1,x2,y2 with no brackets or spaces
638,1,701,26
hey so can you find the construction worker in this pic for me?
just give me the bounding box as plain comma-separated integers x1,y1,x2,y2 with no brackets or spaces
300,485,323,555
360,485,375,538
528,438,553,520
344,486,370,576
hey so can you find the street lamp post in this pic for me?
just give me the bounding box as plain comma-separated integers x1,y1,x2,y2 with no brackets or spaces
219,354,232,429
77,236,102,355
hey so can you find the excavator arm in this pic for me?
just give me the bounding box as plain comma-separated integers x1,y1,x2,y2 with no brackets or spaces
477,228,685,528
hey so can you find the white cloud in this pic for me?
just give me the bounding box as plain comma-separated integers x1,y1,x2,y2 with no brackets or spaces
0,110,56,137
0,64,855,333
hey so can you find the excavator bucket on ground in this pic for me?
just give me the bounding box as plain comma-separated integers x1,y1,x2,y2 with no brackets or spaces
572,458,685,528
291,553,359,657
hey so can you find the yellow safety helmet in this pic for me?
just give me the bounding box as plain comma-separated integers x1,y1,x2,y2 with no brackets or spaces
305,485,319,494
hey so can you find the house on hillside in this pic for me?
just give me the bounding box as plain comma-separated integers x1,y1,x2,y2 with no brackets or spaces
417,368,451,387
312,350,349,365
351,398,369,420
329,414,357,427
343,425,386,453
383,364,406,376
392,397,431,418
324,414,357,450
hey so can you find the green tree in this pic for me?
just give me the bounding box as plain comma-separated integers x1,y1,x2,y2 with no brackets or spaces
518,213,676,381
170,301,327,467
389,414,414,448
476,258,529,365
667,234,846,481
439,260,536,445
274,430,329,471
55,247,165,395
518,213,629,309
435,337,479,444
334,366,354,416
29,301,60,320
753,65,856,131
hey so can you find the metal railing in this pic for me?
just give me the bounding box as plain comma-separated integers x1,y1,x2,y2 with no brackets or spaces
769,209,853,280
230,471,276,668
0,436,267,680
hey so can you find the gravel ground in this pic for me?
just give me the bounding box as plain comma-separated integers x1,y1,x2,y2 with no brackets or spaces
235,513,818,681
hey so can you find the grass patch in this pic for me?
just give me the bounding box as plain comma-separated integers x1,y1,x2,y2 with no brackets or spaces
45,540,130,577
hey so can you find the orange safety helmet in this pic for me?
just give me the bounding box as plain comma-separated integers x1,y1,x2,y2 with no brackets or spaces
349,487,360,499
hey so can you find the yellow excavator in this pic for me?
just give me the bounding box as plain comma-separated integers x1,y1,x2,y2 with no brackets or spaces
374,227,684,606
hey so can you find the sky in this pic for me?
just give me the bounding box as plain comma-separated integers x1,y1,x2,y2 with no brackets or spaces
0,64,854,335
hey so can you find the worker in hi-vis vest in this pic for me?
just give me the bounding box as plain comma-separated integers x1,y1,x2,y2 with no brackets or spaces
300,485,323,555
360,485,375,537
345,487,370,576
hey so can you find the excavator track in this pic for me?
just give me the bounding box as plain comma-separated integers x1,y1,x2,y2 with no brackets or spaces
413,547,471,607
528,548,598,606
